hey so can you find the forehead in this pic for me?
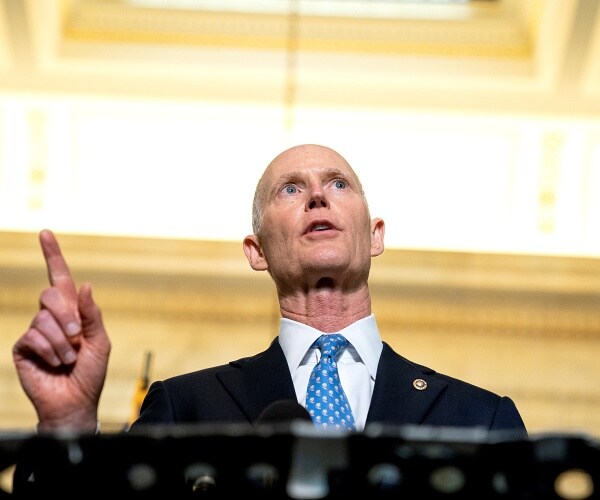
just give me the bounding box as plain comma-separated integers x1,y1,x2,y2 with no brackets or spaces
263,145,359,187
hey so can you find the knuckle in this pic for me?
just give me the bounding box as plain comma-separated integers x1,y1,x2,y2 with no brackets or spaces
33,308,52,326
39,287,58,306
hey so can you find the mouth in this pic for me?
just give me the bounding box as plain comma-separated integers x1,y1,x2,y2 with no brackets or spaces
305,220,337,234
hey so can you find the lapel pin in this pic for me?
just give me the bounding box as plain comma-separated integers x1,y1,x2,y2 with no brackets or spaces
413,378,427,391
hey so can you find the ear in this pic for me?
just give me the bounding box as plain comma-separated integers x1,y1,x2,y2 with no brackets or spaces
370,218,385,257
243,234,269,271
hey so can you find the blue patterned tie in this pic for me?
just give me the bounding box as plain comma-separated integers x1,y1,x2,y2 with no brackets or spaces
305,334,356,430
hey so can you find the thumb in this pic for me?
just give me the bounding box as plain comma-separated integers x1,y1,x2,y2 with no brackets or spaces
78,283,105,336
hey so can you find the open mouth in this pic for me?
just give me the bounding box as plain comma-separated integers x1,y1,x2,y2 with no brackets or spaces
305,220,337,234
310,224,331,232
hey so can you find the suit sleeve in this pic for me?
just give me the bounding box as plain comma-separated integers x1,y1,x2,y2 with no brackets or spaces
490,396,527,434
129,380,177,428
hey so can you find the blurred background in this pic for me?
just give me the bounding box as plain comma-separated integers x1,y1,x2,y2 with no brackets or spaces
0,0,599,436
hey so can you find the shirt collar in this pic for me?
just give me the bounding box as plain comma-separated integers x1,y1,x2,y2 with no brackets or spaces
278,313,383,381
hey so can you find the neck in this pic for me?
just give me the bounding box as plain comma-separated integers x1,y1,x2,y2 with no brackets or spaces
278,283,372,332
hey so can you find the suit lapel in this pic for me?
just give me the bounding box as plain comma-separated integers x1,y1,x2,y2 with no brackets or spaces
366,343,448,425
215,338,449,426
216,337,297,423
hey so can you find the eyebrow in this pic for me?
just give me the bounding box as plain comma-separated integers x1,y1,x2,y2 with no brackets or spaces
266,166,356,202
273,167,349,187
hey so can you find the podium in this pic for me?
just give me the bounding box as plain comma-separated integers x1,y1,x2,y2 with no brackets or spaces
2,423,598,498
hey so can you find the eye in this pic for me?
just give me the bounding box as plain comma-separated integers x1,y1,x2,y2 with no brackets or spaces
333,179,347,189
283,184,298,195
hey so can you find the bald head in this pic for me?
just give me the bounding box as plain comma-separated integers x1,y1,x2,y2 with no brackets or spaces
251,144,367,235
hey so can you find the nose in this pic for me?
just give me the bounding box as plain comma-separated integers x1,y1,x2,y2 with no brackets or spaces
306,182,329,210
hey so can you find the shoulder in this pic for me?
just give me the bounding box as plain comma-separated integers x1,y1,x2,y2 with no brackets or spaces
379,342,443,384
380,342,526,432
159,338,283,388
381,341,501,397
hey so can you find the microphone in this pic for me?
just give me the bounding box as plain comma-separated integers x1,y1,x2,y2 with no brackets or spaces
255,400,313,431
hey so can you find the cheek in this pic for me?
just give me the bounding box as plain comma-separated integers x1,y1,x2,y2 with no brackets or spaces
258,225,290,257
263,204,292,224
355,224,374,255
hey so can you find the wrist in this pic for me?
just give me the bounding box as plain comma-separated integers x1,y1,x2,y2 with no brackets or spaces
36,420,100,435
36,409,99,434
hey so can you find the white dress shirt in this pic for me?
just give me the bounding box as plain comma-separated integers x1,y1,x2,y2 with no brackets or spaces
278,313,383,431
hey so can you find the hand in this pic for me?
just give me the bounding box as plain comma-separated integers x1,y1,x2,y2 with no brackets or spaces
12,229,111,433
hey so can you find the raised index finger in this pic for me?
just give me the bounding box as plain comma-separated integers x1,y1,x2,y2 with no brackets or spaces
39,229,78,302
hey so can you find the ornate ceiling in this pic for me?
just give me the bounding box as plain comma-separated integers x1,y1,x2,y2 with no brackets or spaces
0,0,599,115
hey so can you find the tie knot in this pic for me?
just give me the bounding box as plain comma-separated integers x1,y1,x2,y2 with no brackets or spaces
315,334,348,358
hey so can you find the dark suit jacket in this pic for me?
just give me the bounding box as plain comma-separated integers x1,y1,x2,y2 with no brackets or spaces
12,337,526,495
131,337,526,433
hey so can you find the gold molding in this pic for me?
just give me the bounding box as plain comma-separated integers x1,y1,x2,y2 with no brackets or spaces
61,0,531,57
2,230,599,337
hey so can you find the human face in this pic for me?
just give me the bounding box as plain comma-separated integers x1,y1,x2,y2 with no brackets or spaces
244,144,384,290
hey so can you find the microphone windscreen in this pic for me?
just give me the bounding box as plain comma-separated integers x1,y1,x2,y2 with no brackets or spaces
256,400,312,425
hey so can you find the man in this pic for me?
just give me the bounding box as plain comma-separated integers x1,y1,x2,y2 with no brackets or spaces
13,144,526,434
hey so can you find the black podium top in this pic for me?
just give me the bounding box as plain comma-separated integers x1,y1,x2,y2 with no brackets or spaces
3,423,597,499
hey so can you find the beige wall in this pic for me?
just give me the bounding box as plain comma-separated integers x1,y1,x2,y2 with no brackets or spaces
2,230,599,437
